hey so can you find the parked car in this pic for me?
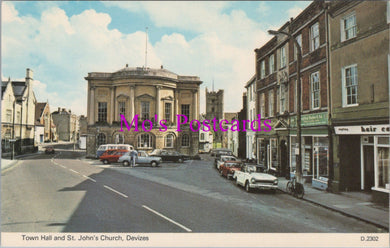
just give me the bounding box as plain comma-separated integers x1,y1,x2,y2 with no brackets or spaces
96,144,134,158
215,155,238,169
118,151,162,167
99,149,128,164
149,149,187,163
210,148,233,157
219,161,243,179
235,164,278,192
45,146,55,154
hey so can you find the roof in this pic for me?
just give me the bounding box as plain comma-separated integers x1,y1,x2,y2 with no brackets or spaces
11,81,27,97
224,112,238,121
35,102,47,125
245,75,256,88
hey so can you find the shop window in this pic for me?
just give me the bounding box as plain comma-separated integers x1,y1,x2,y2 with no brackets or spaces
313,137,329,180
270,138,278,170
377,147,389,189
258,139,267,166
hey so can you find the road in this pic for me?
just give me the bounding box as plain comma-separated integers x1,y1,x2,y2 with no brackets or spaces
1,145,386,232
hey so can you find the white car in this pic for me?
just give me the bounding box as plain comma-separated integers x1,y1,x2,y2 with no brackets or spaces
235,164,278,192
215,155,238,170
118,151,162,167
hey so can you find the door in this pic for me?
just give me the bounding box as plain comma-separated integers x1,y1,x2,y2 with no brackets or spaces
363,146,374,191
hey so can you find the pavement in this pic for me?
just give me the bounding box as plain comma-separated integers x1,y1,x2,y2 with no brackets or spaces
277,177,389,230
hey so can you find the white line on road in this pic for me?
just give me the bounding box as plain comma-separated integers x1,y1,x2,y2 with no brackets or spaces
142,205,192,232
68,169,79,174
103,185,128,198
82,175,96,182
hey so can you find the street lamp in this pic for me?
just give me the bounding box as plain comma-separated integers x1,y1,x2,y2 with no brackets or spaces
268,28,303,184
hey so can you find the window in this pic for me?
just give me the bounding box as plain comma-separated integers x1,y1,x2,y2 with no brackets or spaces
165,134,174,148
17,111,20,123
248,85,252,101
6,110,12,123
260,60,265,79
269,54,275,74
181,134,190,147
119,101,126,117
181,104,190,122
97,133,106,146
294,34,302,59
138,133,153,148
165,102,172,121
280,46,286,68
310,22,320,51
377,146,389,189
268,90,274,117
260,93,265,117
98,102,107,122
114,133,124,144
342,65,358,106
342,14,356,41
200,133,205,140
311,72,320,109
141,101,150,120
280,83,287,113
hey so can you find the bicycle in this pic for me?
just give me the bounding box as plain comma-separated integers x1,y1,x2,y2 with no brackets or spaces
286,177,305,199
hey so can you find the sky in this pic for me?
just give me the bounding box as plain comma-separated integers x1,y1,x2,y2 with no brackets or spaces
1,1,311,116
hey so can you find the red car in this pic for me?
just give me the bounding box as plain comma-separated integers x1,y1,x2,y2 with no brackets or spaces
219,161,243,180
99,149,128,164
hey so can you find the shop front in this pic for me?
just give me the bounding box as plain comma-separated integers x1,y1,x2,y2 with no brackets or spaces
334,124,389,204
290,112,330,190
257,119,279,175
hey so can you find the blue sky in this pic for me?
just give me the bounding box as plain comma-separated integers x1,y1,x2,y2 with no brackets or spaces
2,1,311,115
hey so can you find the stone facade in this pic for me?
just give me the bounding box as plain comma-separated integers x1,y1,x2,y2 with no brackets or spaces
52,108,78,142
1,69,36,156
85,66,202,157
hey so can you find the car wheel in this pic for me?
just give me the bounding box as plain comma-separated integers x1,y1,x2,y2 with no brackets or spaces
123,161,130,167
151,161,157,167
245,181,251,193
103,159,109,164
178,158,183,163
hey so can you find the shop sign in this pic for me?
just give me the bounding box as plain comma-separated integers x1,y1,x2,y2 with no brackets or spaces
290,112,328,127
335,125,390,135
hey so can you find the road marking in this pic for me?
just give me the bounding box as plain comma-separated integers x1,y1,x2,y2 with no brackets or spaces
82,175,96,182
68,169,79,174
103,185,128,198
142,205,192,232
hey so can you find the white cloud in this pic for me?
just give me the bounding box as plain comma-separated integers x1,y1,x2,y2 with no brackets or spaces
257,2,270,16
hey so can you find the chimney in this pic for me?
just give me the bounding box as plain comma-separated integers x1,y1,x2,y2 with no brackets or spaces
26,68,33,80
161,65,163,69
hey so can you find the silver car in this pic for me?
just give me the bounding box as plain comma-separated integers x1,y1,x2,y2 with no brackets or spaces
118,151,162,167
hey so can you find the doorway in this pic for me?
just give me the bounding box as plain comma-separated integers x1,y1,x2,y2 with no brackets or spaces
363,146,374,191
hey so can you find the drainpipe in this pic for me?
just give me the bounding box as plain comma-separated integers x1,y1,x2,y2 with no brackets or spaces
325,2,334,192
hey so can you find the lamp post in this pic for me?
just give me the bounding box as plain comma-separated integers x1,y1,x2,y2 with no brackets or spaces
268,28,303,183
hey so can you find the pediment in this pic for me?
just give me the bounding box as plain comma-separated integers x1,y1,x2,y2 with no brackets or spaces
274,119,288,129
116,93,129,99
161,96,174,101
136,93,155,100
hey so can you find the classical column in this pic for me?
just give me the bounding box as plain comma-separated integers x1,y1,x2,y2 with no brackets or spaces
155,86,161,124
192,89,198,120
174,89,179,124
130,86,135,119
89,86,95,124
110,87,115,124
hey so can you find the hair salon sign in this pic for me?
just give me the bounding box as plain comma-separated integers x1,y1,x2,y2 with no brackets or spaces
334,125,390,135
